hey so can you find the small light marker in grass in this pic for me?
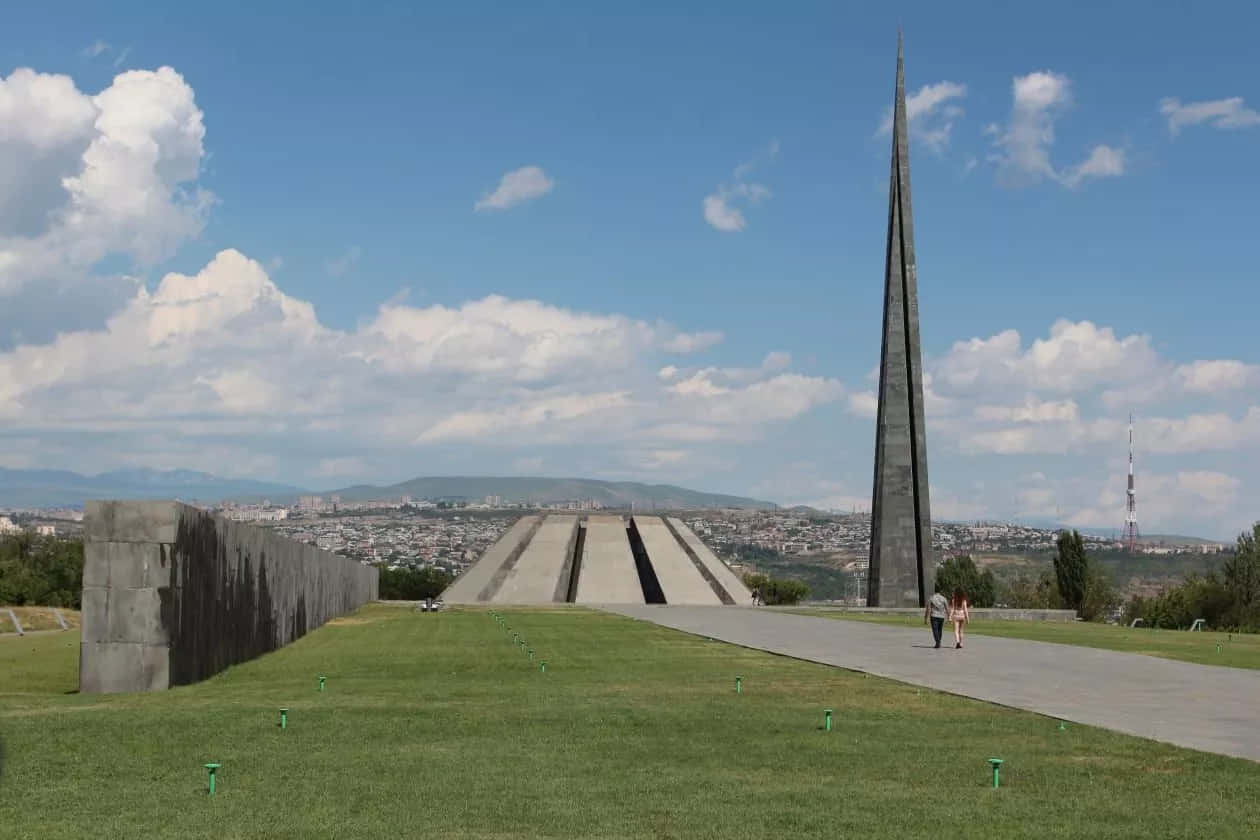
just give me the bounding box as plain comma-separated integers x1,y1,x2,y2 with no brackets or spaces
735,676,742,694
280,708,288,730
1058,721,1067,732
540,661,546,673
989,758,1003,789
824,709,832,732
319,675,326,692
204,763,221,795
528,648,534,660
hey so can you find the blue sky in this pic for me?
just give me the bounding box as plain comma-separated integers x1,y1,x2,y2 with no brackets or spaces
2,1,1259,538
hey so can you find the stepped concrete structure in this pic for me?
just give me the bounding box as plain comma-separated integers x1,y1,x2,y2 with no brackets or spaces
868,33,934,608
80,500,378,694
443,514,750,606
576,515,645,604
440,515,541,603
667,517,753,605
493,515,579,604
634,516,721,605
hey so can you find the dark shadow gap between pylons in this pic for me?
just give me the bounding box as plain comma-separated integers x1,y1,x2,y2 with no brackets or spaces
627,518,666,604
561,521,586,603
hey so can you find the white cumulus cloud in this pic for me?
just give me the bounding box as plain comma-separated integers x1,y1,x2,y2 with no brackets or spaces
1159,96,1260,135
989,71,1124,189
0,247,833,477
474,165,554,211
703,142,777,232
879,80,967,151
0,65,211,344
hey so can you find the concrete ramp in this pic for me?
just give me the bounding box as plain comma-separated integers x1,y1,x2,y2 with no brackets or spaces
632,516,721,605
492,515,578,604
575,516,643,604
667,517,753,604
442,515,540,603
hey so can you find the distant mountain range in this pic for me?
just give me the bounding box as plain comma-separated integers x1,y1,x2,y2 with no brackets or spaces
0,468,303,509
326,476,776,510
0,468,776,511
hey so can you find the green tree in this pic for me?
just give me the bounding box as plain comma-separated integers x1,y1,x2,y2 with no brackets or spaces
0,534,85,607
1079,563,1120,622
378,566,454,600
1224,524,1260,608
741,572,809,605
933,555,996,607
998,570,1061,610
1054,530,1089,611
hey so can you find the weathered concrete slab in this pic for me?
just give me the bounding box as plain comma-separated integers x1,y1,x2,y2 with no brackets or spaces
492,515,578,604
575,515,643,604
602,605,1260,762
667,517,753,604
80,501,378,694
442,515,540,603
79,642,168,693
633,516,720,605
84,500,180,544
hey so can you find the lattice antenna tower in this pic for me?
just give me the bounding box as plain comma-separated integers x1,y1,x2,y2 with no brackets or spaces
1124,414,1139,552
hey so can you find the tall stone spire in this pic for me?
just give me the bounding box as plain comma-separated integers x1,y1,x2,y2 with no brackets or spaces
868,32,934,607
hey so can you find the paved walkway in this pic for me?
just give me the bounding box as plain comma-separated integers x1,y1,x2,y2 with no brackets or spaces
600,605,1260,762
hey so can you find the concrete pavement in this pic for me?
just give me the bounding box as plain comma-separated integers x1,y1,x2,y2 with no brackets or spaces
600,604,1260,762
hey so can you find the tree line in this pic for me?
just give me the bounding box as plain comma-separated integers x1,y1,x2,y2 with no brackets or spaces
936,530,1119,621
377,565,454,600
741,572,809,605
1123,523,1260,630
1,533,454,608
0,533,84,608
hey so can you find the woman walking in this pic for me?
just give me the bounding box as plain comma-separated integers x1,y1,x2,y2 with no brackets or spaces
948,588,970,649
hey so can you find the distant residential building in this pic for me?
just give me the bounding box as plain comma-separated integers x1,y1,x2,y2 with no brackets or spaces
225,507,289,522
0,516,19,534
35,524,56,536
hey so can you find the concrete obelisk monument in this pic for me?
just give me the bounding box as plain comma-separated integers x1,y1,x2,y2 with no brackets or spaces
867,33,934,607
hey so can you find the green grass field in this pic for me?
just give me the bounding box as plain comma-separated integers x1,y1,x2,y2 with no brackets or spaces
2,604,1258,839
795,609,1260,670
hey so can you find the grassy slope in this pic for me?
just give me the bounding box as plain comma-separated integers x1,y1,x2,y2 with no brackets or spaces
1,605,1257,839
797,610,1260,670
0,606,80,634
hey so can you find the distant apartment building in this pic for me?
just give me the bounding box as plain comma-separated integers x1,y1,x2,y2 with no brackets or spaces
0,516,19,534
225,507,289,522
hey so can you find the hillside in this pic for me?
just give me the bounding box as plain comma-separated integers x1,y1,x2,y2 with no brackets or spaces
330,476,777,510
0,468,775,511
0,468,302,509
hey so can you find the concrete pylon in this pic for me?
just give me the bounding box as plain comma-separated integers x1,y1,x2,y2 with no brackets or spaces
868,32,934,607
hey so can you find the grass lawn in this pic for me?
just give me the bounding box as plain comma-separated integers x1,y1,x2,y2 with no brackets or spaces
0,606,80,634
794,609,1260,670
2,604,1258,839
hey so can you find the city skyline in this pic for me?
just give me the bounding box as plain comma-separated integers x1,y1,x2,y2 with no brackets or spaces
2,3,1259,540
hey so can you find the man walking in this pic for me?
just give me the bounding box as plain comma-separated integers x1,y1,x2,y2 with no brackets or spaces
924,587,949,649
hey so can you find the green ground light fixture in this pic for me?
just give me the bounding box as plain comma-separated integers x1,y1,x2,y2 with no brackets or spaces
989,758,1004,789
204,763,221,795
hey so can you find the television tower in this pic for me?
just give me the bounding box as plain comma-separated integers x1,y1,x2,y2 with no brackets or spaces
1124,414,1139,552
